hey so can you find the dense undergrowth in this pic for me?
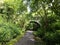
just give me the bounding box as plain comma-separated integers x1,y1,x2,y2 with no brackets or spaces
0,16,24,45
0,0,60,45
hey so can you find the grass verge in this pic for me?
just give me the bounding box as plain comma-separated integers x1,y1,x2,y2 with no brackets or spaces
6,31,25,45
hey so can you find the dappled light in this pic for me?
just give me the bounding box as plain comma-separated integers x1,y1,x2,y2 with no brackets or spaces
0,0,60,45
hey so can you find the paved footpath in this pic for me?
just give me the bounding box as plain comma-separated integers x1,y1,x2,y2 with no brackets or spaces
15,31,35,45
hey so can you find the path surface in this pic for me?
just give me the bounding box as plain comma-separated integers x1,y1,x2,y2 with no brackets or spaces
15,31,35,45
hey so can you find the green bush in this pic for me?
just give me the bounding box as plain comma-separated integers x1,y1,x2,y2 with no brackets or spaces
0,23,21,42
34,29,45,38
31,14,60,45
51,22,60,30
25,22,34,30
43,30,60,44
